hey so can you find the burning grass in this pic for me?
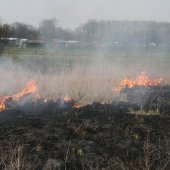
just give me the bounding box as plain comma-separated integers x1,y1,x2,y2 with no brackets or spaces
0,54,170,107
0,80,38,111
0,55,170,169
0,69,169,168
119,71,162,88
0,70,166,113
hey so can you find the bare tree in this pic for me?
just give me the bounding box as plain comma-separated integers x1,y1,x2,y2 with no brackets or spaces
11,22,40,39
39,18,58,41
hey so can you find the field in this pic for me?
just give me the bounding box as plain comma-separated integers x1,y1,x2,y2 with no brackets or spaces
0,47,170,169
3,47,170,79
2,47,170,105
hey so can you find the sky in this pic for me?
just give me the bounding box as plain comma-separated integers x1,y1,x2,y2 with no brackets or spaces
0,0,170,29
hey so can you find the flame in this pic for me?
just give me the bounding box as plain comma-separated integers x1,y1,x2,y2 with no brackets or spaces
12,80,37,101
64,96,71,102
64,96,81,108
73,103,81,108
0,99,6,111
0,80,38,112
113,72,163,93
0,72,162,112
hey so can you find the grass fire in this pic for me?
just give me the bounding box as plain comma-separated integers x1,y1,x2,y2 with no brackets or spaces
0,1,170,169
0,60,169,169
0,72,165,112
0,80,38,112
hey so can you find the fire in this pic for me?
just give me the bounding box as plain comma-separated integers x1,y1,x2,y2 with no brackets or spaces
64,96,71,102
0,72,161,112
12,80,37,101
73,103,80,108
113,72,163,93
0,80,38,112
0,100,6,111
64,96,81,108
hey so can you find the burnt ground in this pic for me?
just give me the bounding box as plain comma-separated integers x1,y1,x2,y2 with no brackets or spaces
0,99,170,170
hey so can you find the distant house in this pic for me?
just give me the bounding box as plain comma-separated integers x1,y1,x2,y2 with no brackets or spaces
1,38,20,47
66,41,79,48
112,41,122,47
20,39,28,48
57,40,79,48
148,42,157,48
26,39,45,48
143,42,157,48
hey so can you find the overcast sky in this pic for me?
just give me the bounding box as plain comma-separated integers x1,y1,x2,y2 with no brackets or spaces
0,0,170,29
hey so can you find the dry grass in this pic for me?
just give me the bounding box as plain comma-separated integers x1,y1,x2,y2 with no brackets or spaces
128,108,161,116
0,53,170,106
1,136,169,170
0,142,37,170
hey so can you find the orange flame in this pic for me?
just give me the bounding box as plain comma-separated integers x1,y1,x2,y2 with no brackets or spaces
64,96,81,108
64,96,71,102
113,72,163,93
0,80,38,112
73,103,81,108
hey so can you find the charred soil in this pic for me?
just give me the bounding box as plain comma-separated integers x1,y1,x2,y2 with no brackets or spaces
0,99,170,170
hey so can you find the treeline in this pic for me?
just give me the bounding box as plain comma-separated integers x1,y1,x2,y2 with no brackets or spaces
76,20,170,47
0,21,39,39
0,18,74,41
1,18,170,47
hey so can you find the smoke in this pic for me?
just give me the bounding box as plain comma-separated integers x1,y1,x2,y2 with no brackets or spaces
0,54,169,106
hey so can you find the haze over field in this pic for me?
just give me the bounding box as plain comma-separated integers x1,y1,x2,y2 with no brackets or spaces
0,0,170,28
